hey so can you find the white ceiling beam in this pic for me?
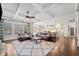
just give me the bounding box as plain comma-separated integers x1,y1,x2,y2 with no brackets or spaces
31,4,63,19
12,3,24,19
44,4,61,12
76,3,79,11
32,3,61,13
2,8,15,13
31,3,43,12
31,3,53,18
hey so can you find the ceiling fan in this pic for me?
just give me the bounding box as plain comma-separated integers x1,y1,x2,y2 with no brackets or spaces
25,11,40,21
26,11,35,19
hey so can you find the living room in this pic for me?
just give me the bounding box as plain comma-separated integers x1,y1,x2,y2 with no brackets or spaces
0,3,79,56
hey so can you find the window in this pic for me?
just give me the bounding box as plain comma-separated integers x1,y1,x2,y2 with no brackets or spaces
14,24,24,34
4,23,12,35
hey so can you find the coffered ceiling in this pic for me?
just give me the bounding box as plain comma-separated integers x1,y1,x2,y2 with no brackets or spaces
1,3,78,25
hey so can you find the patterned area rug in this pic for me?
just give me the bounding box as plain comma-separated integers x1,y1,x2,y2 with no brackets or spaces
12,40,56,56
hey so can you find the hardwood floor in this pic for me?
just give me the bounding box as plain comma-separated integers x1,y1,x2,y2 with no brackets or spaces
3,36,79,56
47,36,79,56
4,40,17,56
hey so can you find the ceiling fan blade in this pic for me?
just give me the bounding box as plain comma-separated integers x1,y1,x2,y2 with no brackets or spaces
26,16,29,18
26,11,35,19
30,16,35,18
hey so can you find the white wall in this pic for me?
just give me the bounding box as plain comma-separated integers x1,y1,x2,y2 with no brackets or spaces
33,13,76,37
3,20,27,40
77,11,79,47
3,20,34,40
52,13,76,37
3,12,77,40
30,23,33,33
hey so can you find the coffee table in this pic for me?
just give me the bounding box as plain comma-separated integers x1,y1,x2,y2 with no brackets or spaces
33,37,42,44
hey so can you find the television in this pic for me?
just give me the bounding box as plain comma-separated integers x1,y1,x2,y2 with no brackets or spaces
0,4,2,20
